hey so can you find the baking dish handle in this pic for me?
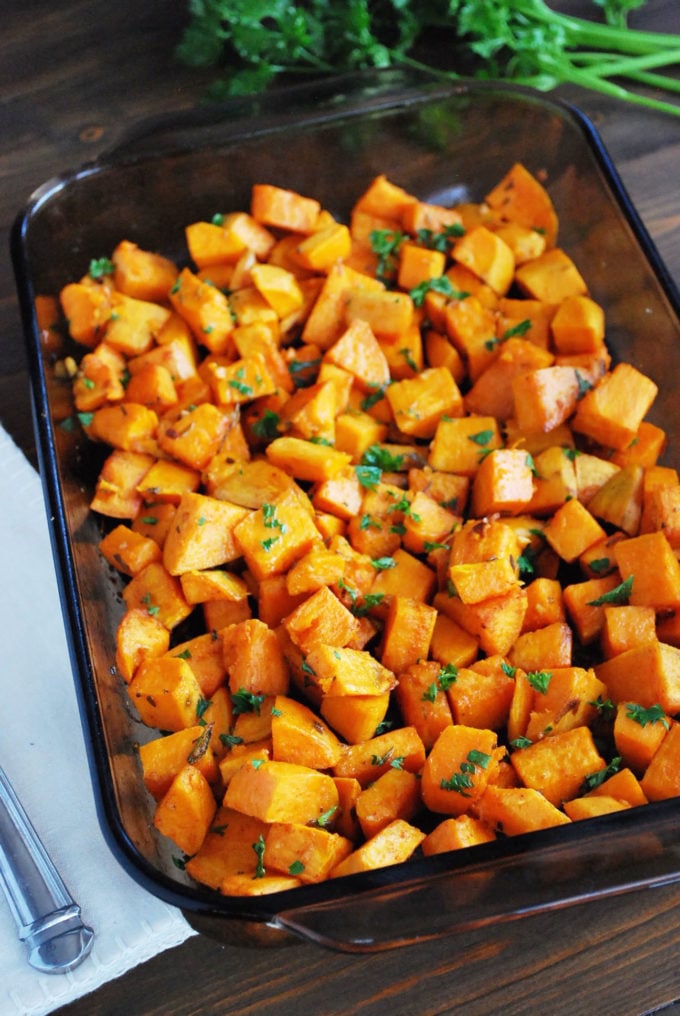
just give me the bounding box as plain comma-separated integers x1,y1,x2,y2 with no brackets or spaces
273,806,680,952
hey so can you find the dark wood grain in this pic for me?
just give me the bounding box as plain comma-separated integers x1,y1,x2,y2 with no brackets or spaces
3,2,680,1013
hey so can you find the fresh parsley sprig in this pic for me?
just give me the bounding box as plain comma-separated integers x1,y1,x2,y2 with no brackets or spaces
177,0,680,118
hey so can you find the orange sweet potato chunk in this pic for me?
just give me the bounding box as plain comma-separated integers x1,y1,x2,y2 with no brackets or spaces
510,726,606,807
421,724,499,815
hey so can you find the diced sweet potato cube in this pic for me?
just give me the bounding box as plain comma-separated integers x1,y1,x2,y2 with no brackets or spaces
614,530,680,609
601,605,657,658
369,547,437,607
271,694,343,769
115,607,170,683
515,248,587,302
185,807,269,888
283,584,360,654
428,611,479,670
323,317,391,392
128,656,203,730
512,366,581,434
640,723,680,801
563,573,625,646
551,294,605,354
224,759,339,825
380,596,437,674
542,498,606,563
136,459,200,506
563,795,630,821
471,448,535,517
180,568,249,605
571,362,658,450
355,768,421,839
99,523,161,576
139,725,218,799
478,785,571,834
422,814,496,855
330,819,425,878
587,766,648,807
438,585,528,658
344,288,414,342
153,765,217,856
221,617,290,697
613,420,667,471
157,403,232,470
521,577,565,633
511,726,606,807
509,622,573,671
251,183,321,233
596,642,680,714
234,486,321,580
220,872,302,896
524,665,607,742
386,366,463,439
421,724,499,816
169,267,235,353
89,402,158,453
295,222,352,273
587,464,643,536
320,692,391,745
614,701,671,773
453,225,515,295
333,726,425,787
265,823,354,883
265,436,352,484
429,416,502,476
163,492,249,575
446,661,515,732
393,660,454,752
464,337,554,421
305,643,397,698
122,561,193,629
60,279,112,347
485,162,558,247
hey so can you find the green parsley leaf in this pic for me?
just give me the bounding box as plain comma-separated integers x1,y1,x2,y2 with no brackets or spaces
361,444,404,472
253,833,266,878
231,688,266,715
89,256,115,279
526,670,552,694
587,575,634,606
626,703,670,729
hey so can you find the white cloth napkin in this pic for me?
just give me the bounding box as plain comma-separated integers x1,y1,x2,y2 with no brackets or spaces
0,425,196,1016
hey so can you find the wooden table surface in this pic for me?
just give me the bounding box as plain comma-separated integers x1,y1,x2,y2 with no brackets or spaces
3,2,680,1013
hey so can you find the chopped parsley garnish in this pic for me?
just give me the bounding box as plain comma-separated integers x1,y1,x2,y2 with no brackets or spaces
355,465,382,490
369,228,404,282
253,834,266,878
626,703,670,729
581,757,622,793
370,556,396,570
89,256,115,279
231,688,266,715
440,749,491,796
526,670,552,695
409,275,470,307
467,429,494,446
587,575,634,606
362,444,404,472
252,409,281,440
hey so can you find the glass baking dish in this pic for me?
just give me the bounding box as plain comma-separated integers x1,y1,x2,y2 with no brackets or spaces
11,71,680,951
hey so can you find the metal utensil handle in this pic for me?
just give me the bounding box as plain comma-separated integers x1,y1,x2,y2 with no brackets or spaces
0,763,94,973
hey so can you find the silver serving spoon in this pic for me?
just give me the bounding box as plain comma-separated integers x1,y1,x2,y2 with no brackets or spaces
0,763,94,972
